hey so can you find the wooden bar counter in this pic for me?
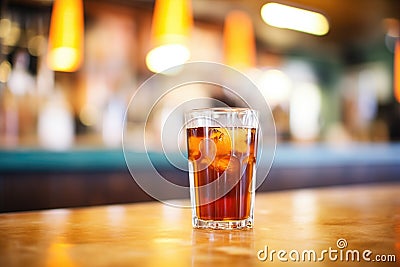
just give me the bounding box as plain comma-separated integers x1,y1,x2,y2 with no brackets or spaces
0,183,399,266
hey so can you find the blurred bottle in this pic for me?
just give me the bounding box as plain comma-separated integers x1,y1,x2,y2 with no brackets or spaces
0,85,19,147
37,89,74,150
0,50,37,147
102,95,125,147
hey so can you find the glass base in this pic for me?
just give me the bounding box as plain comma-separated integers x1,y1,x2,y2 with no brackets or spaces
192,217,253,230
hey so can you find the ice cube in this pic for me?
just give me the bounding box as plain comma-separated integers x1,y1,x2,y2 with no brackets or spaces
210,128,232,156
213,155,231,173
230,128,250,154
217,155,242,188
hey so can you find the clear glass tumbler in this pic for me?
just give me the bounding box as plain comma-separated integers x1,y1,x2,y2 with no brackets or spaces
185,108,259,230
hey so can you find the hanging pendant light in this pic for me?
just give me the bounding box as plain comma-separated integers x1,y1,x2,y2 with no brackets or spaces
47,0,84,72
223,10,256,70
261,2,329,36
146,0,193,73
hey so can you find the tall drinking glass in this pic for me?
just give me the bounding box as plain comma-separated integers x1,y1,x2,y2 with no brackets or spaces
185,108,259,230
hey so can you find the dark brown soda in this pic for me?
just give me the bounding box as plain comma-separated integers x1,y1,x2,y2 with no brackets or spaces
187,126,257,221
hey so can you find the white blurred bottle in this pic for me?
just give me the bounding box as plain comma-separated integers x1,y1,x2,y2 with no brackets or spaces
37,89,74,150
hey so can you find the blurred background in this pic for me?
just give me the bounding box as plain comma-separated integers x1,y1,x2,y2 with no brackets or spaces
0,0,399,212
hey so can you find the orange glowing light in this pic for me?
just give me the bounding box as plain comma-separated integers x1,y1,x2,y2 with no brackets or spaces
395,39,400,103
151,0,192,46
47,0,84,72
223,10,256,69
146,0,193,73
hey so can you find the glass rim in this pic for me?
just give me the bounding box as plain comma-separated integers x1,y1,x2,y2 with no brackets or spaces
185,107,258,115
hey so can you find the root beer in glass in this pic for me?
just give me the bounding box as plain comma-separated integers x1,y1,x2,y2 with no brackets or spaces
185,108,259,230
